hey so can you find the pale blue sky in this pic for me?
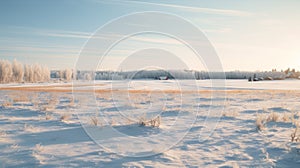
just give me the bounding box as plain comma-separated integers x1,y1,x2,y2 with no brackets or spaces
0,0,299,71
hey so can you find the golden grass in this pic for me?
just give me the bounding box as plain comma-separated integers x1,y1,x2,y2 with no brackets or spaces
0,83,105,93
1,84,300,96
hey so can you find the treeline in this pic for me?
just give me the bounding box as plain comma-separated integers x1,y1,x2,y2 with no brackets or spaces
1,59,298,83
50,69,74,82
52,69,291,81
0,59,50,83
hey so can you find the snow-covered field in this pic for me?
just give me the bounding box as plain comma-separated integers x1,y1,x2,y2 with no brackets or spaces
0,80,300,167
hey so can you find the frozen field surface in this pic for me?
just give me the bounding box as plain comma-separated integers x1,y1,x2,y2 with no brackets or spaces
0,80,300,167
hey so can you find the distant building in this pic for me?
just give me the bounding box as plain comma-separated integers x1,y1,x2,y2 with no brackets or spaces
158,76,169,80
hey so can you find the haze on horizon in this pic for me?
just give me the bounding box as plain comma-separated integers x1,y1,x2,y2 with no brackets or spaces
0,0,299,71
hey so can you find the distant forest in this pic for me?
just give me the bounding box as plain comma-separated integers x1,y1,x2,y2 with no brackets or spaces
0,59,299,83
52,69,299,81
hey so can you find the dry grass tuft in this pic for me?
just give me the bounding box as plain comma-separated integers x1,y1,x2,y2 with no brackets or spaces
110,118,116,126
60,113,71,121
90,116,101,126
222,110,239,118
45,113,52,120
24,124,36,132
0,130,7,136
139,116,161,127
41,106,52,112
291,122,300,142
68,98,75,108
125,117,135,125
34,144,44,152
10,144,19,149
282,113,291,122
256,114,266,131
12,95,29,103
256,111,300,139
1,101,12,107
267,112,280,122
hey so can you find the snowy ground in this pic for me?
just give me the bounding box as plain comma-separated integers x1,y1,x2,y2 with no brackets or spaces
0,80,300,167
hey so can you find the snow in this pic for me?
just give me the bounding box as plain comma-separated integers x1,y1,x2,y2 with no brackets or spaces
0,80,300,167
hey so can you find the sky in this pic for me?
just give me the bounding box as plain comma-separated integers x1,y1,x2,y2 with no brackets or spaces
0,0,299,71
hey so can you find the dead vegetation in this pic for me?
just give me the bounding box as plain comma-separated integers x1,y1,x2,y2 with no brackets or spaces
139,116,161,127
291,121,300,142
34,143,44,152
256,114,267,131
60,113,71,122
255,110,300,143
222,110,239,118
256,111,299,132
24,124,36,132
0,130,6,136
1,101,12,107
90,116,102,126
282,112,291,122
266,112,280,122
45,113,52,120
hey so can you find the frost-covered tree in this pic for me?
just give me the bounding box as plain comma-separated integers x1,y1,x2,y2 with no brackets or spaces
59,70,64,80
42,66,50,82
84,73,92,81
64,69,73,81
12,59,24,82
31,64,51,82
0,59,50,83
0,60,13,83
32,64,42,82
72,69,77,80
24,64,34,82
